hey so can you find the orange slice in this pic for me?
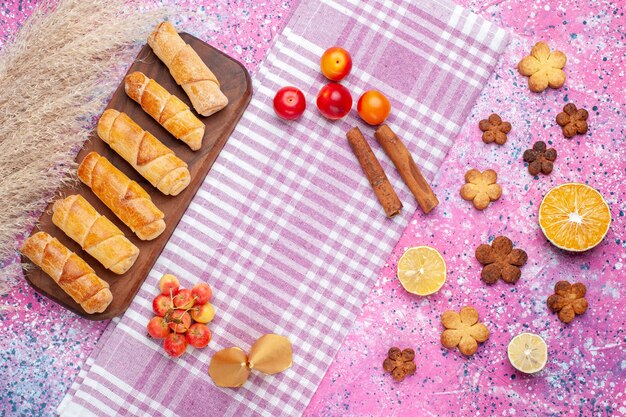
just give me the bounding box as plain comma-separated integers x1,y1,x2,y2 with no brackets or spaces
397,246,446,296
539,183,611,252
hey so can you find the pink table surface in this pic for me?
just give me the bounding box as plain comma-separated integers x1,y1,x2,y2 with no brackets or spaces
1,1,625,416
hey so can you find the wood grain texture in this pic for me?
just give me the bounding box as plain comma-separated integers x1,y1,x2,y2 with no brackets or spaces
21,33,252,320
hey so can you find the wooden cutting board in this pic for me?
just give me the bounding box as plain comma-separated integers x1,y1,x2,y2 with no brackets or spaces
21,33,252,320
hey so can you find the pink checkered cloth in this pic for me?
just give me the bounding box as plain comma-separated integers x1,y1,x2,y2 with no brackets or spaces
58,1,508,416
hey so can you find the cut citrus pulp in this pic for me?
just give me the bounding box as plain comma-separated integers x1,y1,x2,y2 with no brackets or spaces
397,246,446,296
539,183,611,252
507,332,548,374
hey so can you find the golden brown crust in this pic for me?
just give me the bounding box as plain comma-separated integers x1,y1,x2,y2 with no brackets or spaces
148,21,228,117
125,71,205,150
170,45,217,85
147,22,186,66
78,152,165,241
52,195,139,274
21,231,112,314
518,41,566,92
440,306,489,356
460,169,501,210
97,109,190,196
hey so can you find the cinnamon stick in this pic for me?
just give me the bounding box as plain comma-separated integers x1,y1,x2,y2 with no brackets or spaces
374,124,439,214
346,127,402,218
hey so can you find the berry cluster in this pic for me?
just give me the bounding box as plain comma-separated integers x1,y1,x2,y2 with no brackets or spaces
147,274,215,357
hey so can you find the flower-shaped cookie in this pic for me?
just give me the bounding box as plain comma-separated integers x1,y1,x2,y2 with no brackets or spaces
556,103,589,138
523,141,557,175
475,236,528,284
547,281,588,323
518,41,567,92
441,306,489,356
383,347,416,381
460,169,502,210
479,113,511,145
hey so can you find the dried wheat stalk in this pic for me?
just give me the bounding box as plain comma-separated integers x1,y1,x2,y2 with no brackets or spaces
0,0,172,292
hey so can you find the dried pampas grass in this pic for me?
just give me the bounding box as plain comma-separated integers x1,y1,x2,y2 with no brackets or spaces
0,0,172,289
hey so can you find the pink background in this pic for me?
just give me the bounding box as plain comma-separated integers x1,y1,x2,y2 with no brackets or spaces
1,0,625,416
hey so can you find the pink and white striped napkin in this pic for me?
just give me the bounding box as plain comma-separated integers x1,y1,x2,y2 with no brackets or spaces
58,1,508,415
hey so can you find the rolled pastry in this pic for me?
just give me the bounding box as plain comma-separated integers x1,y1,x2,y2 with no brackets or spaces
148,21,228,117
78,152,165,241
97,109,191,196
125,71,205,151
52,195,140,274
21,231,113,314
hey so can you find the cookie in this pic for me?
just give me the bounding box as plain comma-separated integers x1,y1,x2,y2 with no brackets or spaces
440,306,489,356
479,113,511,145
460,169,502,210
547,281,588,323
518,41,566,92
556,103,588,138
475,236,528,284
523,141,557,175
382,347,416,381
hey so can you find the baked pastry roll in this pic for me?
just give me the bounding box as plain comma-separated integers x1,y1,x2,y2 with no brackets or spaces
125,71,205,151
21,231,113,314
52,195,139,274
148,21,228,117
78,152,165,241
97,109,190,196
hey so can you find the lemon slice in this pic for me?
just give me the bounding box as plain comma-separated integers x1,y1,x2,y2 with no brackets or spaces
397,246,446,296
539,183,611,252
507,332,548,374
